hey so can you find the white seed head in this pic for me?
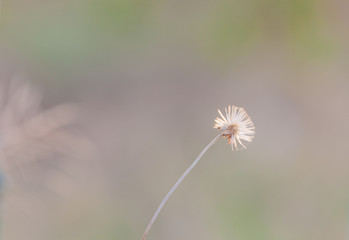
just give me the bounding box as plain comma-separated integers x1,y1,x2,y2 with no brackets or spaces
214,105,255,151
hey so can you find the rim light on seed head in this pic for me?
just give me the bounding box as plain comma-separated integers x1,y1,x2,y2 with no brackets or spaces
214,105,255,151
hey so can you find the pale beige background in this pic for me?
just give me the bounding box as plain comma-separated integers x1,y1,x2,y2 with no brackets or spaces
0,0,349,239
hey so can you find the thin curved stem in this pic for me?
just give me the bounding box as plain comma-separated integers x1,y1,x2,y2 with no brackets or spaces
142,133,223,240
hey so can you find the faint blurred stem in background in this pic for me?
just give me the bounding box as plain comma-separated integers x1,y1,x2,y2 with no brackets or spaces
0,75,93,238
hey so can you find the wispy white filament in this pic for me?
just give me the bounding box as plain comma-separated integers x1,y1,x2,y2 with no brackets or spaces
142,133,223,240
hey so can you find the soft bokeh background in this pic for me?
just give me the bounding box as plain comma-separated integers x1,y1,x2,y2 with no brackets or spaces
0,0,349,239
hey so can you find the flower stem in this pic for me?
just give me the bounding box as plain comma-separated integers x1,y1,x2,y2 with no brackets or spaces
142,133,223,240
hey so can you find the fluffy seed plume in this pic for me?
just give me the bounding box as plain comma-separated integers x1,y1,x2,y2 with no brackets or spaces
142,105,255,240
214,105,255,151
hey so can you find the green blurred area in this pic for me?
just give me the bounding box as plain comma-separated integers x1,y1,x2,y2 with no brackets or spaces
2,0,336,73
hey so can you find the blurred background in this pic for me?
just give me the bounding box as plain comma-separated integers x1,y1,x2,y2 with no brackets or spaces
0,0,349,239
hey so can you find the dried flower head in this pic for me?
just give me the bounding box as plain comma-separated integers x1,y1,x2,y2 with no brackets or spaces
214,105,255,151
142,105,255,240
